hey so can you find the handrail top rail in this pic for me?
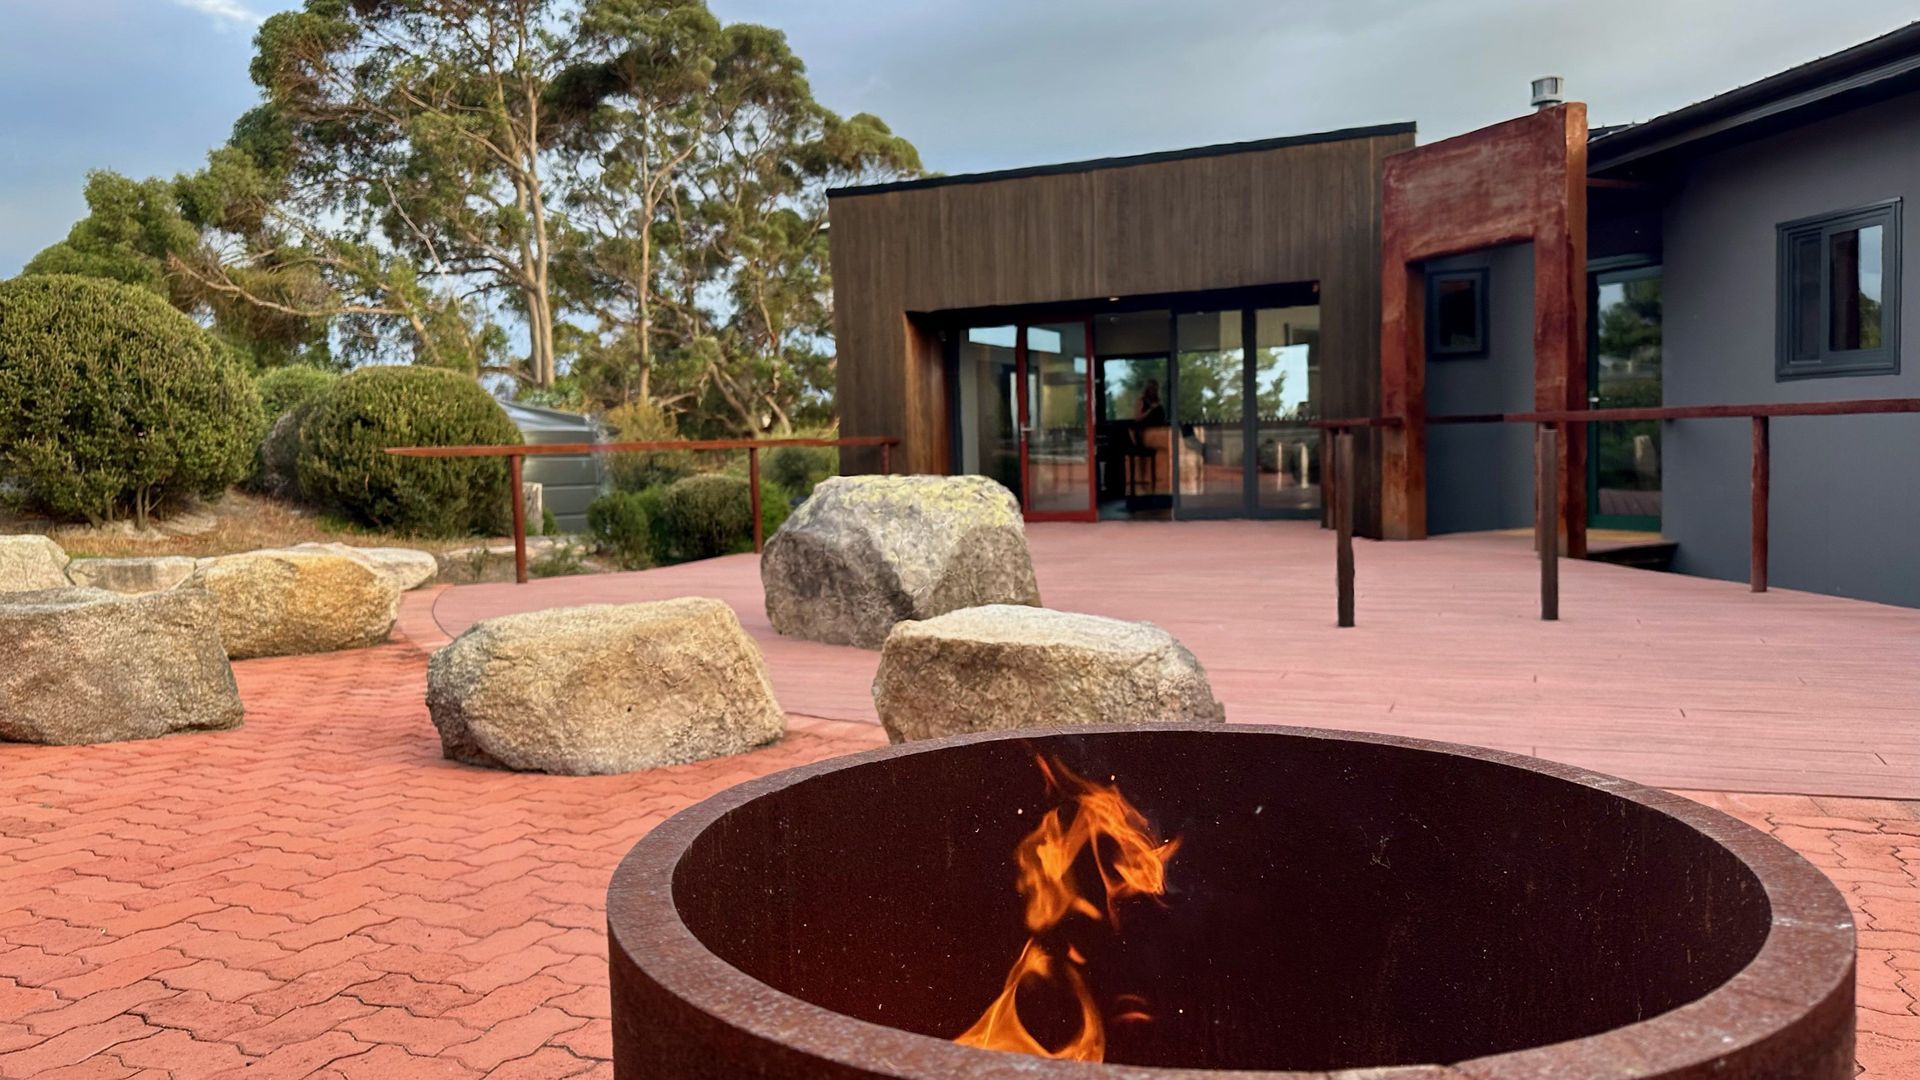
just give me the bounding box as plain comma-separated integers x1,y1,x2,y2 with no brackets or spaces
1312,396,1920,430
385,435,901,458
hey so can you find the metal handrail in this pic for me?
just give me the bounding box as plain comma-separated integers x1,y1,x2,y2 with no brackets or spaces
1310,397,1920,626
386,435,902,583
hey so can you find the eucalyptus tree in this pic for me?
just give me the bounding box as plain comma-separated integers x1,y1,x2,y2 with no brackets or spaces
248,0,578,386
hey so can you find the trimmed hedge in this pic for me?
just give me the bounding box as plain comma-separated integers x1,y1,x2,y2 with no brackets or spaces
255,365,337,420
296,366,522,537
655,474,790,563
0,274,262,526
586,488,663,570
765,430,839,499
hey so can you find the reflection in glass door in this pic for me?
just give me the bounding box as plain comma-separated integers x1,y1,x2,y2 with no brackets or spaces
1174,311,1246,514
1021,321,1096,520
1590,266,1662,529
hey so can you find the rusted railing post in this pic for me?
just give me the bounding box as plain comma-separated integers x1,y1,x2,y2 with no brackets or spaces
509,452,528,585
1336,431,1355,628
1537,424,1558,621
749,445,764,554
1320,427,1336,529
1751,416,1769,592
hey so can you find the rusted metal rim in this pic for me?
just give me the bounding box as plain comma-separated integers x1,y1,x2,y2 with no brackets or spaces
607,725,1855,1078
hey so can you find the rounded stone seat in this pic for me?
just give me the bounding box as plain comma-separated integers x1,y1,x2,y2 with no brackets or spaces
761,475,1041,650
187,550,400,659
426,597,785,775
872,604,1225,742
0,586,244,745
0,534,71,593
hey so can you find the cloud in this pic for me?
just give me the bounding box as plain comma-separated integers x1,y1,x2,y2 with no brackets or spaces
169,0,263,28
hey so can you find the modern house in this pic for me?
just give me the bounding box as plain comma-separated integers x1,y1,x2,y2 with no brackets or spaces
829,22,1920,608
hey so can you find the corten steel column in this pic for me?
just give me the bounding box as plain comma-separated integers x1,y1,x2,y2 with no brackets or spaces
509,453,528,585
1379,104,1589,554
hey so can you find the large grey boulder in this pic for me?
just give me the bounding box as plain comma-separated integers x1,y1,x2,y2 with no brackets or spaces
427,597,784,775
0,587,244,744
0,535,71,593
761,475,1041,649
282,543,438,591
65,556,199,595
872,605,1225,743
188,550,400,659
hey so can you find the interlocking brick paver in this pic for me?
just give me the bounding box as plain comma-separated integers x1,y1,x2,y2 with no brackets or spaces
0,575,1912,1076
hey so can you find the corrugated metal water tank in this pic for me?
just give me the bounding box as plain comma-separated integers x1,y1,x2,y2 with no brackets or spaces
499,401,601,534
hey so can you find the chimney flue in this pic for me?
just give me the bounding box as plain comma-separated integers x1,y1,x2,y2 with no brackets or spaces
1531,75,1565,110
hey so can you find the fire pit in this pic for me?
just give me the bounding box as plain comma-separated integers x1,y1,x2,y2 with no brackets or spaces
607,725,1855,1078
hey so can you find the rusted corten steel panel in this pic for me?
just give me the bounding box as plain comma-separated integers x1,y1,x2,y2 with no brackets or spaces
607,725,1854,1078
1379,105,1589,551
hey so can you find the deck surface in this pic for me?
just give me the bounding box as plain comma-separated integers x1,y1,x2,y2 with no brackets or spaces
437,521,1920,799
1,521,1913,1076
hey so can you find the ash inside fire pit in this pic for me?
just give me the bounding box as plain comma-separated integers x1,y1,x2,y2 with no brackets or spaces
608,725,1855,1078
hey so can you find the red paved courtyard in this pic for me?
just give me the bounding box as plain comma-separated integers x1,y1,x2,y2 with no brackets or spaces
2,522,1915,1076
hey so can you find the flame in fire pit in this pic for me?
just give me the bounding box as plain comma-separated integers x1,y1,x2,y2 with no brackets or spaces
955,755,1179,1061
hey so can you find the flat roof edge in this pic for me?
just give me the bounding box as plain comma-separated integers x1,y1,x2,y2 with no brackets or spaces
828,122,1418,199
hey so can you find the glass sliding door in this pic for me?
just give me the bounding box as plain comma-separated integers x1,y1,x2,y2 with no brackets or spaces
1022,321,1096,519
1173,310,1247,514
1589,266,1662,529
1254,306,1321,514
953,326,1022,501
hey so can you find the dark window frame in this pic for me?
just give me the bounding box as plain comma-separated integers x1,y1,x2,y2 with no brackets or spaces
1775,198,1902,380
1427,267,1489,359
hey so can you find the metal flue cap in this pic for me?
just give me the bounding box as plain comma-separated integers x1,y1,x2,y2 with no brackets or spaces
1531,75,1566,109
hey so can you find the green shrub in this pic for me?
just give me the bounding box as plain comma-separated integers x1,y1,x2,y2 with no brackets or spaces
765,432,838,499
601,399,692,491
0,274,263,526
541,506,558,537
254,365,337,420
586,488,662,570
296,365,522,537
654,474,790,563
530,538,588,578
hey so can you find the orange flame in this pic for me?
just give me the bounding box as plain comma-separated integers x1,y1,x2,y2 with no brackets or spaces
954,755,1178,1061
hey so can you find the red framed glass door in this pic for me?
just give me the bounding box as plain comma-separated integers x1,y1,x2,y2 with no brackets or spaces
1017,319,1097,521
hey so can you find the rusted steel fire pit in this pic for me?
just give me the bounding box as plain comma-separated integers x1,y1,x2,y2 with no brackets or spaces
607,725,1855,1078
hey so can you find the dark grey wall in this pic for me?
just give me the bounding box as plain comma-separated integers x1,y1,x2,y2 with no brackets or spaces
1660,88,1920,606
1425,243,1537,535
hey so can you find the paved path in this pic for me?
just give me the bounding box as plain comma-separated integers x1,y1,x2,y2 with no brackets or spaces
0,522,1915,1076
437,521,1920,799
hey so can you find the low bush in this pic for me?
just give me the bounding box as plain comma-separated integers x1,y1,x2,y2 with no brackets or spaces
586,488,663,570
602,399,692,492
254,365,337,420
296,365,522,537
765,436,838,500
654,473,790,563
0,274,262,527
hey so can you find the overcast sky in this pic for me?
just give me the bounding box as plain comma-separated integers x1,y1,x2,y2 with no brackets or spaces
3,0,1916,276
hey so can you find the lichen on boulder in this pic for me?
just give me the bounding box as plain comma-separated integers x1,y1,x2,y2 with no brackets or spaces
760,475,1041,649
0,586,244,744
426,597,785,775
187,550,399,659
872,604,1225,743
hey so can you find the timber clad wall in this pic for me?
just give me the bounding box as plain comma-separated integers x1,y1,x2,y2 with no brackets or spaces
828,124,1415,535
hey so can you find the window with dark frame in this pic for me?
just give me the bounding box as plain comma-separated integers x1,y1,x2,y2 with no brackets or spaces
1776,199,1901,380
1427,268,1488,358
